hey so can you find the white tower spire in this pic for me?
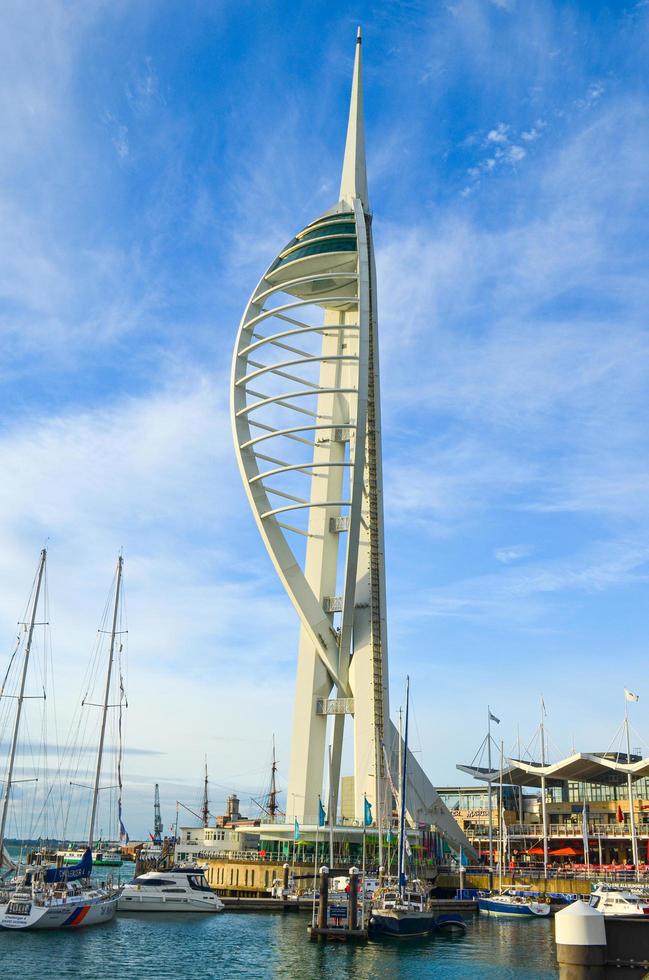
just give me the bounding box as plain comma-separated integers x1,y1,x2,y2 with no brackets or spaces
230,30,477,861
339,27,369,212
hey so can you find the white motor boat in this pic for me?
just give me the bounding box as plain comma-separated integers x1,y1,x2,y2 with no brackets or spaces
118,867,224,913
589,884,649,917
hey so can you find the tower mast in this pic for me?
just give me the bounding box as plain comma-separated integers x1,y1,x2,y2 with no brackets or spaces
0,549,47,865
201,759,210,829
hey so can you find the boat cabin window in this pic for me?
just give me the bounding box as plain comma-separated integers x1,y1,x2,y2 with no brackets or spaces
187,875,212,891
161,888,186,893
139,878,176,887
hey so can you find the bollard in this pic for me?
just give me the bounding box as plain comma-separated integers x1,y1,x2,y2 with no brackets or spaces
317,866,329,930
348,866,359,931
282,862,290,897
555,902,606,980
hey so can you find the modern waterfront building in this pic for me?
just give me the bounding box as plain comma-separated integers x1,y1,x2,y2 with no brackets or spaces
230,30,473,859
453,750,649,866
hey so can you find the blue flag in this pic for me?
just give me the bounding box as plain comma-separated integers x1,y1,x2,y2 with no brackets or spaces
318,798,326,827
386,827,395,843
293,818,300,841
364,796,372,827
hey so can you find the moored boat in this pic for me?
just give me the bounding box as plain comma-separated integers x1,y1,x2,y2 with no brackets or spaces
478,891,550,917
118,867,224,913
370,882,436,936
1,556,127,930
589,883,649,917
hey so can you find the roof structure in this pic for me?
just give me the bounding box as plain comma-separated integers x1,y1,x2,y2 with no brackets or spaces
457,751,649,789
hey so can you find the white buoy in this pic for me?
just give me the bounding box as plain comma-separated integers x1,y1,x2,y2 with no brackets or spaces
555,901,606,978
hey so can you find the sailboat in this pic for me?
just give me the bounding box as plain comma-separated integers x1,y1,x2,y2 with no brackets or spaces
370,678,436,937
1,556,126,929
477,739,549,919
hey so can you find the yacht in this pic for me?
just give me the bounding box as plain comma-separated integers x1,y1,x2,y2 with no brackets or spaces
118,867,225,913
0,850,119,929
589,884,649,917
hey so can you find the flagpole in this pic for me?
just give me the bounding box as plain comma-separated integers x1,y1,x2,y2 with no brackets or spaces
487,706,493,873
362,794,367,930
312,797,319,928
624,693,640,878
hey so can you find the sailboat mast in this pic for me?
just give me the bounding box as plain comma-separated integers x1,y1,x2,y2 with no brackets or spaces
269,736,278,819
88,555,123,849
0,549,47,864
397,677,410,897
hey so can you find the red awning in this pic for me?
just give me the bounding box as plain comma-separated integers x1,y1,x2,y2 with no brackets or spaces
526,847,544,855
550,847,581,857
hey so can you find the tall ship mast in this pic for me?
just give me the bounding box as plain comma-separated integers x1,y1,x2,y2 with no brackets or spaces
201,761,210,829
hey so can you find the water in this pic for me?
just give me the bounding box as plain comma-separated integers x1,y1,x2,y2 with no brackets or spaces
0,910,559,978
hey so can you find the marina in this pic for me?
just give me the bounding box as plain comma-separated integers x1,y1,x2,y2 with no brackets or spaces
2,4,649,978
0,907,559,978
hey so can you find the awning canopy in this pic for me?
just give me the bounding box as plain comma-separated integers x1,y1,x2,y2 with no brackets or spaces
457,751,649,788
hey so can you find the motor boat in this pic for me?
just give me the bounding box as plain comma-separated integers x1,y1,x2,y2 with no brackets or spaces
589,884,649,917
118,867,224,913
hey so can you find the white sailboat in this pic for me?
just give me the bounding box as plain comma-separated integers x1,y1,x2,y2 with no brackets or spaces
1,556,126,930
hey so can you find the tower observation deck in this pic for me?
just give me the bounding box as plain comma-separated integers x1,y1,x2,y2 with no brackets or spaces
230,30,475,858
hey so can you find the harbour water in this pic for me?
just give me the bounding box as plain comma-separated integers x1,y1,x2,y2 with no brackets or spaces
0,910,558,978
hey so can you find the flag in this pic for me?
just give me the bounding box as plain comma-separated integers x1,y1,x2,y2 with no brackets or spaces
541,697,547,716
119,816,129,845
625,689,640,702
501,808,508,848
293,818,300,841
364,796,373,827
489,711,500,725
318,797,326,827
581,804,588,861
386,827,395,844
617,804,624,824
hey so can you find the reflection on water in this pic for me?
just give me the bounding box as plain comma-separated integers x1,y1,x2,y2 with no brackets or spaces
0,906,559,979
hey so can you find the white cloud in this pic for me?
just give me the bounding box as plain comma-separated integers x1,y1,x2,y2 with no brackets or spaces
495,545,531,564
486,123,510,144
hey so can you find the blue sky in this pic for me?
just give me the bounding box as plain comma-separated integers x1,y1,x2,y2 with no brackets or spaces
1,0,649,837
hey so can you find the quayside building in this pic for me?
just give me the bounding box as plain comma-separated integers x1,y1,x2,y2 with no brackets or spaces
454,751,649,868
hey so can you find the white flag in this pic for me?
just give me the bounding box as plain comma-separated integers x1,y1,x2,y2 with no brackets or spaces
625,689,640,702
501,808,508,847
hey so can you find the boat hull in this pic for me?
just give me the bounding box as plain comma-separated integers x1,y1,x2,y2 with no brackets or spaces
370,909,435,937
117,893,223,913
0,895,118,930
478,898,550,918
